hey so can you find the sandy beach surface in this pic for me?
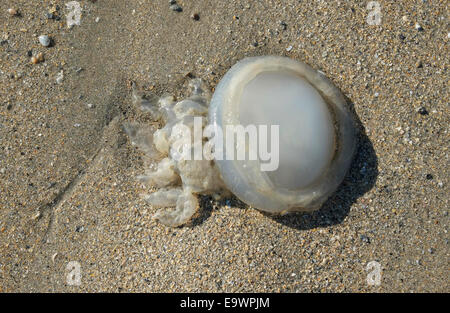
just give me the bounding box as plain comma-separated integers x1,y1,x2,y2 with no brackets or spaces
0,0,448,292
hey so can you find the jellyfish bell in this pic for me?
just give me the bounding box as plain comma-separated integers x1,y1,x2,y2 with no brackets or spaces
209,56,357,214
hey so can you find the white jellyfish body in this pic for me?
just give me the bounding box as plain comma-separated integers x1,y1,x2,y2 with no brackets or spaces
126,56,357,227
209,56,357,213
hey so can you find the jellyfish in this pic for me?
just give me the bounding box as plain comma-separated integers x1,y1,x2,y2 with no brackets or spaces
125,56,357,227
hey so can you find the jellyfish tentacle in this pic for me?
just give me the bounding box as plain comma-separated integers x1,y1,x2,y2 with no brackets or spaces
152,189,199,227
126,79,223,227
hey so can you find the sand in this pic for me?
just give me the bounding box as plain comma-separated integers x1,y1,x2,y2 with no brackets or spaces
0,0,448,292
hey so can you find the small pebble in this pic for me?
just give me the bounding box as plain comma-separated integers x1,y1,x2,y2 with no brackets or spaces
75,225,84,232
170,4,182,12
7,8,18,16
32,212,41,220
56,71,64,84
426,174,433,180
38,35,51,47
360,235,371,243
418,107,428,115
415,23,424,31
31,53,44,64
286,45,293,52
191,13,200,21
169,0,177,4
280,21,287,30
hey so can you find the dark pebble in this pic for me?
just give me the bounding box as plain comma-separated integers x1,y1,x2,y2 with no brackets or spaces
47,182,56,189
75,226,84,232
418,107,428,115
360,235,371,243
192,13,200,21
426,174,433,180
170,4,182,12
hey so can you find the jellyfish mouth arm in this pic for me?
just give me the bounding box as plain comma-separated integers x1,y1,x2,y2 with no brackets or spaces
151,190,199,227
126,81,221,227
143,188,182,207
